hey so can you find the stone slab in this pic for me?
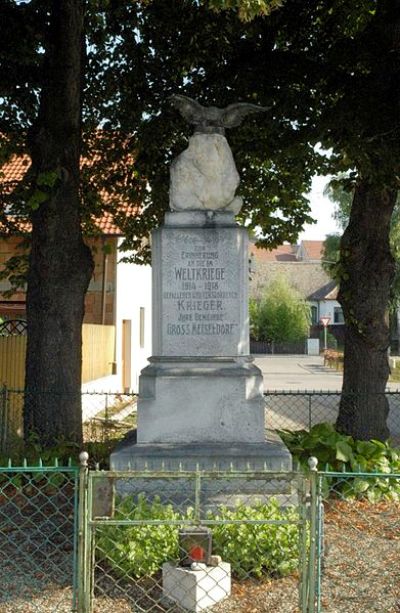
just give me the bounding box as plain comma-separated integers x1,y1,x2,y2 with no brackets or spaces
164,210,236,227
152,224,249,357
137,357,264,444
162,561,231,612
109,432,295,509
110,430,292,472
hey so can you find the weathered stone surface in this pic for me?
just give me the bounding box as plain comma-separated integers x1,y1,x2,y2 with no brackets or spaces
111,132,293,479
152,221,249,357
162,561,231,612
137,357,264,444
169,134,242,213
110,431,293,473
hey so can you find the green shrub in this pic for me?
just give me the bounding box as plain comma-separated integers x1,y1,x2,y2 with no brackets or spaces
249,277,310,343
96,494,183,577
209,499,300,578
280,422,400,501
96,495,300,579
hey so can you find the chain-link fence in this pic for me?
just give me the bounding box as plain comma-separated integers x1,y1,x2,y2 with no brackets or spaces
3,456,400,612
309,464,400,612
83,468,309,613
0,388,137,455
0,460,79,613
265,390,400,443
4,388,400,454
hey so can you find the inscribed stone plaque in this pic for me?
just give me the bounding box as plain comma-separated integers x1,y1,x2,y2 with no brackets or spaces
152,225,249,357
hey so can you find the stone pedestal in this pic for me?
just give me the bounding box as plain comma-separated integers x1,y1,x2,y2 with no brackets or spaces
162,561,231,612
110,211,291,473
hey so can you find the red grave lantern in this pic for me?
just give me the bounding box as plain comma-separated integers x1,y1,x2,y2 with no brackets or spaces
178,527,212,566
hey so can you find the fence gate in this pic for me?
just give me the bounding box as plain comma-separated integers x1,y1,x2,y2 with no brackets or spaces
309,465,400,612
0,460,80,612
79,466,311,613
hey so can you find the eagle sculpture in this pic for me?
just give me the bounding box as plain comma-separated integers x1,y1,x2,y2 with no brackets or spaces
170,94,269,135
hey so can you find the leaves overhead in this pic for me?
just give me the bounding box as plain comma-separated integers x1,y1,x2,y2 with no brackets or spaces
1,0,399,266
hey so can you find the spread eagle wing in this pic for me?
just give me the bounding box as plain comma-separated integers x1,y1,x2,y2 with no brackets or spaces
169,94,205,125
221,103,269,128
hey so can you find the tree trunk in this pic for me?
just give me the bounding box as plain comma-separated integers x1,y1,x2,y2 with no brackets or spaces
336,180,397,441
24,0,93,447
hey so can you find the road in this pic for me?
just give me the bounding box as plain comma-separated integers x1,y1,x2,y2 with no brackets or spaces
254,354,343,391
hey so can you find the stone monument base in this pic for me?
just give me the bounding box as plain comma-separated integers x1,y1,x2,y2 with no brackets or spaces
110,430,292,472
136,356,265,444
109,432,294,508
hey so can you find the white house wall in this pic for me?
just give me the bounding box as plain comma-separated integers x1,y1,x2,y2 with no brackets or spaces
319,299,342,323
115,238,152,393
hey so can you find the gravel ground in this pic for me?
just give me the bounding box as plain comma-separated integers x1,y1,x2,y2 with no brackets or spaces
2,489,400,612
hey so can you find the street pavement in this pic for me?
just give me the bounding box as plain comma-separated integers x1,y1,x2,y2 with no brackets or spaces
254,354,343,391
254,354,400,391
253,354,400,436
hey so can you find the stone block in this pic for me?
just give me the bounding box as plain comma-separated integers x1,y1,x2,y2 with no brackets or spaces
151,222,249,357
137,357,264,444
162,561,231,612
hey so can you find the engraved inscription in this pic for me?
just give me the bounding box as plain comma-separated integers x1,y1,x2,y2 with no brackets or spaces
163,240,239,339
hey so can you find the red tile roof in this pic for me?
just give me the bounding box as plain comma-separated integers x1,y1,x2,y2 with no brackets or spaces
251,240,325,262
300,240,324,260
250,243,297,262
1,154,139,236
1,154,30,187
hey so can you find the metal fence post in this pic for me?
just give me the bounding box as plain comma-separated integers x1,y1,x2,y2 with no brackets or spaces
194,465,201,523
0,385,7,454
308,456,319,613
298,473,309,613
316,478,324,613
77,451,90,613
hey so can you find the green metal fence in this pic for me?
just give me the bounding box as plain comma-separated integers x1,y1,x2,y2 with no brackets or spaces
265,390,400,443
3,454,400,612
309,458,400,612
0,387,137,455
0,458,80,612
78,461,313,613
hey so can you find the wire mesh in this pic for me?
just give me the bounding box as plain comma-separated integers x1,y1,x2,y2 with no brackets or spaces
265,391,400,443
3,389,400,455
0,462,79,613
87,470,307,613
314,471,400,612
0,389,137,455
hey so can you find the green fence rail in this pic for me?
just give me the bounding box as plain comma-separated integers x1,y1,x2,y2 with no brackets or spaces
0,458,80,612
2,453,400,612
310,459,400,612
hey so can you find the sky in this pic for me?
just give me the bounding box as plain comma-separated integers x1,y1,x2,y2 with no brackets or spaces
298,175,342,242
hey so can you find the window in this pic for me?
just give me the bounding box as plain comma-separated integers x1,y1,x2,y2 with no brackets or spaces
311,305,318,325
139,307,145,348
334,307,344,324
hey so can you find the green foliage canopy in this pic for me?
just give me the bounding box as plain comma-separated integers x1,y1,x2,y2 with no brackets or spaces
322,181,400,310
250,276,310,342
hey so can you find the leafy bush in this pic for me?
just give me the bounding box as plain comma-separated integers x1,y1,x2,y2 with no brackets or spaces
96,495,299,579
250,276,310,343
96,495,183,577
280,422,400,501
209,499,299,578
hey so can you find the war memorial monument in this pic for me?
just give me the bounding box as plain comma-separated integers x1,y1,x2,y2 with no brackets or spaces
111,95,291,473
